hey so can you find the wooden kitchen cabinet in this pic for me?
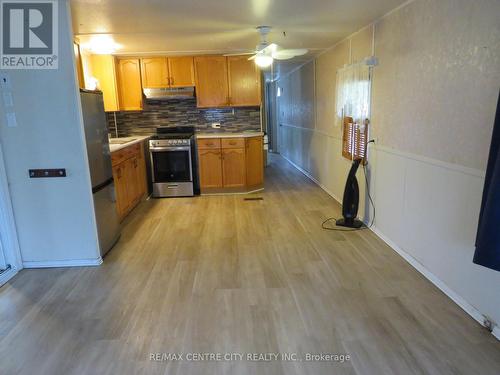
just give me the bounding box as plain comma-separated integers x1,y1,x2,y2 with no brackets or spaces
222,148,246,187
111,142,147,220
197,135,263,192
194,55,261,108
168,56,195,87
117,58,143,111
245,136,264,187
194,56,229,108
73,42,85,89
140,57,169,88
227,56,261,106
198,149,223,188
113,162,130,218
135,149,147,198
90,54,120,112
141,56,194,88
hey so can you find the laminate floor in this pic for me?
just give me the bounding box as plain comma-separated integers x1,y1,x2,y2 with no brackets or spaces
0,154,499,375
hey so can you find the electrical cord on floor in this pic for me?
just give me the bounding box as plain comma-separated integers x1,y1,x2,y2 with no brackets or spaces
322,141,376,232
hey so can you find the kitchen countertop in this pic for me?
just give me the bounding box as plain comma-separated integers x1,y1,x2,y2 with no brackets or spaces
196,131,264,139
109,136,151,152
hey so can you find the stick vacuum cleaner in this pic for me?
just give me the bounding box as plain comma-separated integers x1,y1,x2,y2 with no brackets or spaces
336,159,364,228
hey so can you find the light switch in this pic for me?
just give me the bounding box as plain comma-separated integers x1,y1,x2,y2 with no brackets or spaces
6,112,17,127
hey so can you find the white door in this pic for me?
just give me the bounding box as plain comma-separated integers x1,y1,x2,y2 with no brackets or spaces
0,144,21,286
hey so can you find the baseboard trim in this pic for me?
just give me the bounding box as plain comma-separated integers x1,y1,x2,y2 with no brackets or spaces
282,154,499,341
370,226,487,325
23,258,103,268
0,267,18,287
281,155,343,203
493,326,500,340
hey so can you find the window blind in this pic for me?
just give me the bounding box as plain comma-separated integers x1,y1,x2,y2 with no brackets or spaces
342,116,368,161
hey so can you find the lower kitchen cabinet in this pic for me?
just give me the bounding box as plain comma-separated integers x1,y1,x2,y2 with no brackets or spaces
222,148,246,187
197,135,264,193
113,162,129,216
198,149,223,188
245,136,264,187
112,143,147,220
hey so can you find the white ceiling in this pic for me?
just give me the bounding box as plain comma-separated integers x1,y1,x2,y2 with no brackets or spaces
71,0,406,75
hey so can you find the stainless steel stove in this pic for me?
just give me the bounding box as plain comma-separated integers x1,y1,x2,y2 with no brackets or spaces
149,127,199,197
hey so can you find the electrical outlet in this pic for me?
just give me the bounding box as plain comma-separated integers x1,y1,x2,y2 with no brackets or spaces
211,122,221,129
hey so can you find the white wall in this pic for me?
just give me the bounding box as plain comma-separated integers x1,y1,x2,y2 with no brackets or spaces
0,0,100,266
277,0,500,332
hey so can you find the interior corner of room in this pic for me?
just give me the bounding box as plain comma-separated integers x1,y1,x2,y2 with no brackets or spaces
0,0,499,373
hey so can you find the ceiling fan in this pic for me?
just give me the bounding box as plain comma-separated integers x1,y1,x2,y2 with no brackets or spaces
225,26,308,68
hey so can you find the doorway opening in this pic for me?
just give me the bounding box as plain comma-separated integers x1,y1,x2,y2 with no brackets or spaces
264,81,280,154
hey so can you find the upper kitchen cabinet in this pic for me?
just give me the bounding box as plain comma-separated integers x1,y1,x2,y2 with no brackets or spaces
117,58,143,111
168,56,195,87
227,56,261,106
90,54,120,112
73,42,85,89
140,57,169,88
141,56,194,88
194,56,229,108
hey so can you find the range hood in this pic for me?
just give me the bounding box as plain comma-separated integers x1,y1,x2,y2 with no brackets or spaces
143,87,195,100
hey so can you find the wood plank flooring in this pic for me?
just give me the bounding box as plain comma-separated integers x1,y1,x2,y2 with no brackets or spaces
0,154,499,375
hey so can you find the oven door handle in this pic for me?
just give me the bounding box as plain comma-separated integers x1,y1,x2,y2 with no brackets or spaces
149,146,191,152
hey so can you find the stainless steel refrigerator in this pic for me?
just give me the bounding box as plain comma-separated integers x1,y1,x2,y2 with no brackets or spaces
80,90,120,257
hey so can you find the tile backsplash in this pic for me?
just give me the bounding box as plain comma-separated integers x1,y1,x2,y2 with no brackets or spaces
107,98,261,137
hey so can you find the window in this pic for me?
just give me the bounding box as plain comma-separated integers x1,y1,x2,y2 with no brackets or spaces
336,63,371,161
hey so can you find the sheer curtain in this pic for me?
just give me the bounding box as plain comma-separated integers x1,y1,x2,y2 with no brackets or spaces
335,63,371,130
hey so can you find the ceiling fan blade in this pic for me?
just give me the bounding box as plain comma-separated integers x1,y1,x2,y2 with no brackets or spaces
272,48,309,60
223,52,256,57
259,43,278,54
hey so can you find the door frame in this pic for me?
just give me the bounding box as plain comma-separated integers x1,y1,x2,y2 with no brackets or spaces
0,143,23,286
265,81,280,154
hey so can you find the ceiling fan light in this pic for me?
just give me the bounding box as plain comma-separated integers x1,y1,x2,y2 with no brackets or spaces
254,54,273,68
